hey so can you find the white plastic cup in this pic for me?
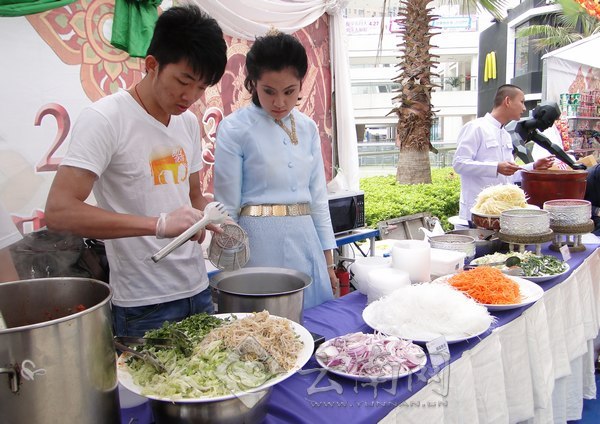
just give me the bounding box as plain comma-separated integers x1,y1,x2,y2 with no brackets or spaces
391,240,431,283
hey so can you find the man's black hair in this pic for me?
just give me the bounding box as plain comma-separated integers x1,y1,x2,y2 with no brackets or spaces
147,4,227,86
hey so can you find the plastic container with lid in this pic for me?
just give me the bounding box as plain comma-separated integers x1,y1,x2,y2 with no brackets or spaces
429,248,466,279
391,240,431,284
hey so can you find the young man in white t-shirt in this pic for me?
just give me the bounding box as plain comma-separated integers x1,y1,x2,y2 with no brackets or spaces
45,5,228,337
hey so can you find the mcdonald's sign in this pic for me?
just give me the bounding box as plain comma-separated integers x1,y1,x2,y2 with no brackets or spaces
484,51,497,82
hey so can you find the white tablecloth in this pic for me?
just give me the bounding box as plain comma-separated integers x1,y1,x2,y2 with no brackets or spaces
381,248,600,424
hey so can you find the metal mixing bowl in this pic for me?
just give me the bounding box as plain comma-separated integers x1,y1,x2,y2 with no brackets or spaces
428,234,476,263
447,229,504,258
150,387,272,424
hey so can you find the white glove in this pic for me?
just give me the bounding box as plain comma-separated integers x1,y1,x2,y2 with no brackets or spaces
156,205,203,239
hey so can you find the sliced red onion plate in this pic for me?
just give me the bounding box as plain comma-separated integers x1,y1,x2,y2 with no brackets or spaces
315,332,426,377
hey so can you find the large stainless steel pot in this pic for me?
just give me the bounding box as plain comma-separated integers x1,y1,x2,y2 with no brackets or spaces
210,267,311,324
0,278,120,424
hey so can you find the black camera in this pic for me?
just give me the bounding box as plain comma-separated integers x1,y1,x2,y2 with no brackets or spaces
506,101,586,170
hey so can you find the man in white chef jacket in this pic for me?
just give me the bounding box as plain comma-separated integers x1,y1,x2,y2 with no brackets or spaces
453,84,554,224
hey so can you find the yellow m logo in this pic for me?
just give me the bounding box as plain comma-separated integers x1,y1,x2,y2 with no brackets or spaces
484,51,497,82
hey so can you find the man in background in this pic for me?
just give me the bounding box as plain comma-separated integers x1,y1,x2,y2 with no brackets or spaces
453,84,554,224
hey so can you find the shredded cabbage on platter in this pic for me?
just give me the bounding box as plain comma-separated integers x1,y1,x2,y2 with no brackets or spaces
125,311,302,399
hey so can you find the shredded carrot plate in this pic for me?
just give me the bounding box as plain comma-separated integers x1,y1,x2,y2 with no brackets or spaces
448,266,522,305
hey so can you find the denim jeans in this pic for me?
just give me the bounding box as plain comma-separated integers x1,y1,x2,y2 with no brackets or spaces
112,286,214,337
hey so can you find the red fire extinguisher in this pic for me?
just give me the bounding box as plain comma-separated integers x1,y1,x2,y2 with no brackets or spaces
335,263,350,297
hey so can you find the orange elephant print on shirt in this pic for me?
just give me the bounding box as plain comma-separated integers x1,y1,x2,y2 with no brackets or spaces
150,147,189,185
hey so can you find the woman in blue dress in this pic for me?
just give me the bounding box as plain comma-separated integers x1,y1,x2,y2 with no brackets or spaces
214,31,338,309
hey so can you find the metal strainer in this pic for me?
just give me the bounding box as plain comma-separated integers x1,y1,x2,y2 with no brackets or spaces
208,223,249,271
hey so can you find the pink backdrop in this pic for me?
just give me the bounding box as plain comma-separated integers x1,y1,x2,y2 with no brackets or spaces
26,0,333,201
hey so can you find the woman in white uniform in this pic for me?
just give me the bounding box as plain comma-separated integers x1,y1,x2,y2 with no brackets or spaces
214,31,338,309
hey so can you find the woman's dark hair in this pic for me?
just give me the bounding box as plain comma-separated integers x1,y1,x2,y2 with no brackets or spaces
244,32,308,106
147,5,227,86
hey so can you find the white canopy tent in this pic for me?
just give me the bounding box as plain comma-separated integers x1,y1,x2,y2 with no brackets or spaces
192,0,360,190
542,33,600,103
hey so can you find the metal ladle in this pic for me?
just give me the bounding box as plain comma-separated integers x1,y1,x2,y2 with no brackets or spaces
471,256,521,268
467,256,524,275
114,339,167,373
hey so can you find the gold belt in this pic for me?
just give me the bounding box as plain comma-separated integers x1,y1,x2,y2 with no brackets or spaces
240,203,311,217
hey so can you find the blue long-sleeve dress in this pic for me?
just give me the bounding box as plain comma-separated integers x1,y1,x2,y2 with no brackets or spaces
214,104,336,309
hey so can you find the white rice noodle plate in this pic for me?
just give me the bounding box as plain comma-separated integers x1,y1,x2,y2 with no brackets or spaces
362,283,495,343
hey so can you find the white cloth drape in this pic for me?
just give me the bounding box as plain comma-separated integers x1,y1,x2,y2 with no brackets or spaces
189,0,360,190
378,249,600,424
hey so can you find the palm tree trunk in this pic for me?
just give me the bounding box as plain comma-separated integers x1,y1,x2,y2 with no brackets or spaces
396,148,432,184
392,0,437,184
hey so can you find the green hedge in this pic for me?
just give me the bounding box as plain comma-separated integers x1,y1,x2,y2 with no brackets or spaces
359,167,460,231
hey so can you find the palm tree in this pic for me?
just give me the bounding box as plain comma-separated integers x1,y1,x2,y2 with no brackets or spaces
381,0,508,184
516,0,600,52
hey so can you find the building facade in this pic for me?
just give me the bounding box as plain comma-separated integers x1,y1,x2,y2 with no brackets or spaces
478,0,560,115
344,1,482,154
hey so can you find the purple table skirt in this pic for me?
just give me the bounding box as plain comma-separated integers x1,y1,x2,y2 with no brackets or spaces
264,243,599,424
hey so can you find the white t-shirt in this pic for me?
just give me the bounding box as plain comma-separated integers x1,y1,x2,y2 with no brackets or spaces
60,90,208,307
0,203,21,250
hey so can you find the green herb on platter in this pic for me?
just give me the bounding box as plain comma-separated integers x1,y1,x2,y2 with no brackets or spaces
520,255,568,277
474,252,567,277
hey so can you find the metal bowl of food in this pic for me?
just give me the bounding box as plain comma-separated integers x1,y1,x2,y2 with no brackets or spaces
117,311,314,424
150,388,272,424
447,229,504,258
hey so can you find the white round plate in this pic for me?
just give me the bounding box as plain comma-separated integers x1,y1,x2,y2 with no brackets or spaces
117,313,314,403
315,336,427,382
432,274,544,311
519,263,570,283
362,303,491,344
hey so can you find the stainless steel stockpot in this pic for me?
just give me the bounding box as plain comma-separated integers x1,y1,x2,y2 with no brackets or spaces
210,267,311,324
0,277,120,424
